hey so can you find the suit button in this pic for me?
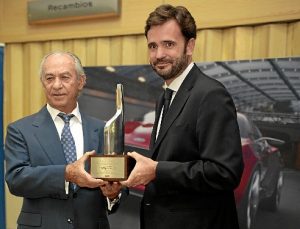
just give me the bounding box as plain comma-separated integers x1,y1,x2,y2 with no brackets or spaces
73,193,77,198
67,218,73,224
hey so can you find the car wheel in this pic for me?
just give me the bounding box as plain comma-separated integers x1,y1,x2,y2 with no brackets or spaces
260,170,283,212
239,169,261,229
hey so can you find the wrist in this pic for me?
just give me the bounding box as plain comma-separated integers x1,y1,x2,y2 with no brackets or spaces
65,164,72,182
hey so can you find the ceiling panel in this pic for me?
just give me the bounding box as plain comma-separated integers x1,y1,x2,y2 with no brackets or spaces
98,57,300,113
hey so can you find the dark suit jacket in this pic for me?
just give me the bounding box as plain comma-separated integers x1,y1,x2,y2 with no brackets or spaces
142,65,244,229
5,106,110,229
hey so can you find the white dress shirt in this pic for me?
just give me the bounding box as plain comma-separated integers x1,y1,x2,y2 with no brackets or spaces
47,103,120,209
47,103,83,194
156,62,194,139
47,103,84,160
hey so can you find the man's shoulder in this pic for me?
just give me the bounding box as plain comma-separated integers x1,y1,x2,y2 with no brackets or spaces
188,66,232,101
192,67,225,91
9,110,42,124
7,107,48,128
82,113,105,127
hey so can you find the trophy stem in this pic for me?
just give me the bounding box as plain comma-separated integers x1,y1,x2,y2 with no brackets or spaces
103,84,124,155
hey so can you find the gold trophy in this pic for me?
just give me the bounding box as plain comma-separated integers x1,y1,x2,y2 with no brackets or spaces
89,84,133,181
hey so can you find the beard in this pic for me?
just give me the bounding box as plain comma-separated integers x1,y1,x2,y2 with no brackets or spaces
151,52,190,81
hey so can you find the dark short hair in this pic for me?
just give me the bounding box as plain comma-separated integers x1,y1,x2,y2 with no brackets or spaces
145,4,197,41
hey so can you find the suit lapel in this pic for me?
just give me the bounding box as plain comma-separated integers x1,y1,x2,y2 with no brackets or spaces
81,113,100,153
149,93,164,150
152,88,190,155
151,65,198,159
33,107,66,164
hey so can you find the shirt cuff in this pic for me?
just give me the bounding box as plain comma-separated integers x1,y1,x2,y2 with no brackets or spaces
65,181,69,195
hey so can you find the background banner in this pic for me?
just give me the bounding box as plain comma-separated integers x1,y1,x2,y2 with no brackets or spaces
0,45,5,229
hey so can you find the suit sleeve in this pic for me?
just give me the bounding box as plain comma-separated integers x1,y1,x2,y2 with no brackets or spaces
155,86,244,193
5,123,68,199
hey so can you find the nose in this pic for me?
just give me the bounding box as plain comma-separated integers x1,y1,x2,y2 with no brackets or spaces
53,77,63,89
155,46,166,59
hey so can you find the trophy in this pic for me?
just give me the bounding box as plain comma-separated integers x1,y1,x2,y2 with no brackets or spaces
89,84,134,181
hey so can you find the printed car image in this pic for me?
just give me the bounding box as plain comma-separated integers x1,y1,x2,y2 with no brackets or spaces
234,113,284,229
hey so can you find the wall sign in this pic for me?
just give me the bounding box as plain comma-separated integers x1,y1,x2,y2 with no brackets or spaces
28,0,120,24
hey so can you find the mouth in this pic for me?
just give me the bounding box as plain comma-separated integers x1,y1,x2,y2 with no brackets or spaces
52,93,66,98
155,61,171,69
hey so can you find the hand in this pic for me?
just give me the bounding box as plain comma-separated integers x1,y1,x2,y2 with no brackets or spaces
100,182,122,200
121,152,158,187
65,150,106,188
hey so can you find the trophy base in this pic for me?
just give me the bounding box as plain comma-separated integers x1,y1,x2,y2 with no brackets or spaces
89,154,135,181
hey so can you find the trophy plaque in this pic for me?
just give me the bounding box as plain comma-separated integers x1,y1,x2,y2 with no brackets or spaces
89,84,135,181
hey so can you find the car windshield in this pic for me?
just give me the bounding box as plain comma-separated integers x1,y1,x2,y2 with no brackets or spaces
237,113,263,140
237,113,251,138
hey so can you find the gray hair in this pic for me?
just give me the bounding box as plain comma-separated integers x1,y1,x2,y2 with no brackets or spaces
39,51,85,80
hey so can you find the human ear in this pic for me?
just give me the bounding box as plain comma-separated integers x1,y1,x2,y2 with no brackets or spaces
186,38,195,56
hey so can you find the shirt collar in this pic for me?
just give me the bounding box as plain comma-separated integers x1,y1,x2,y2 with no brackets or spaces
164,62,194,92
46,103,82,123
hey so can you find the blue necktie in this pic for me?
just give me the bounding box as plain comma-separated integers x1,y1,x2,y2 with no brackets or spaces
58,113,77,164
